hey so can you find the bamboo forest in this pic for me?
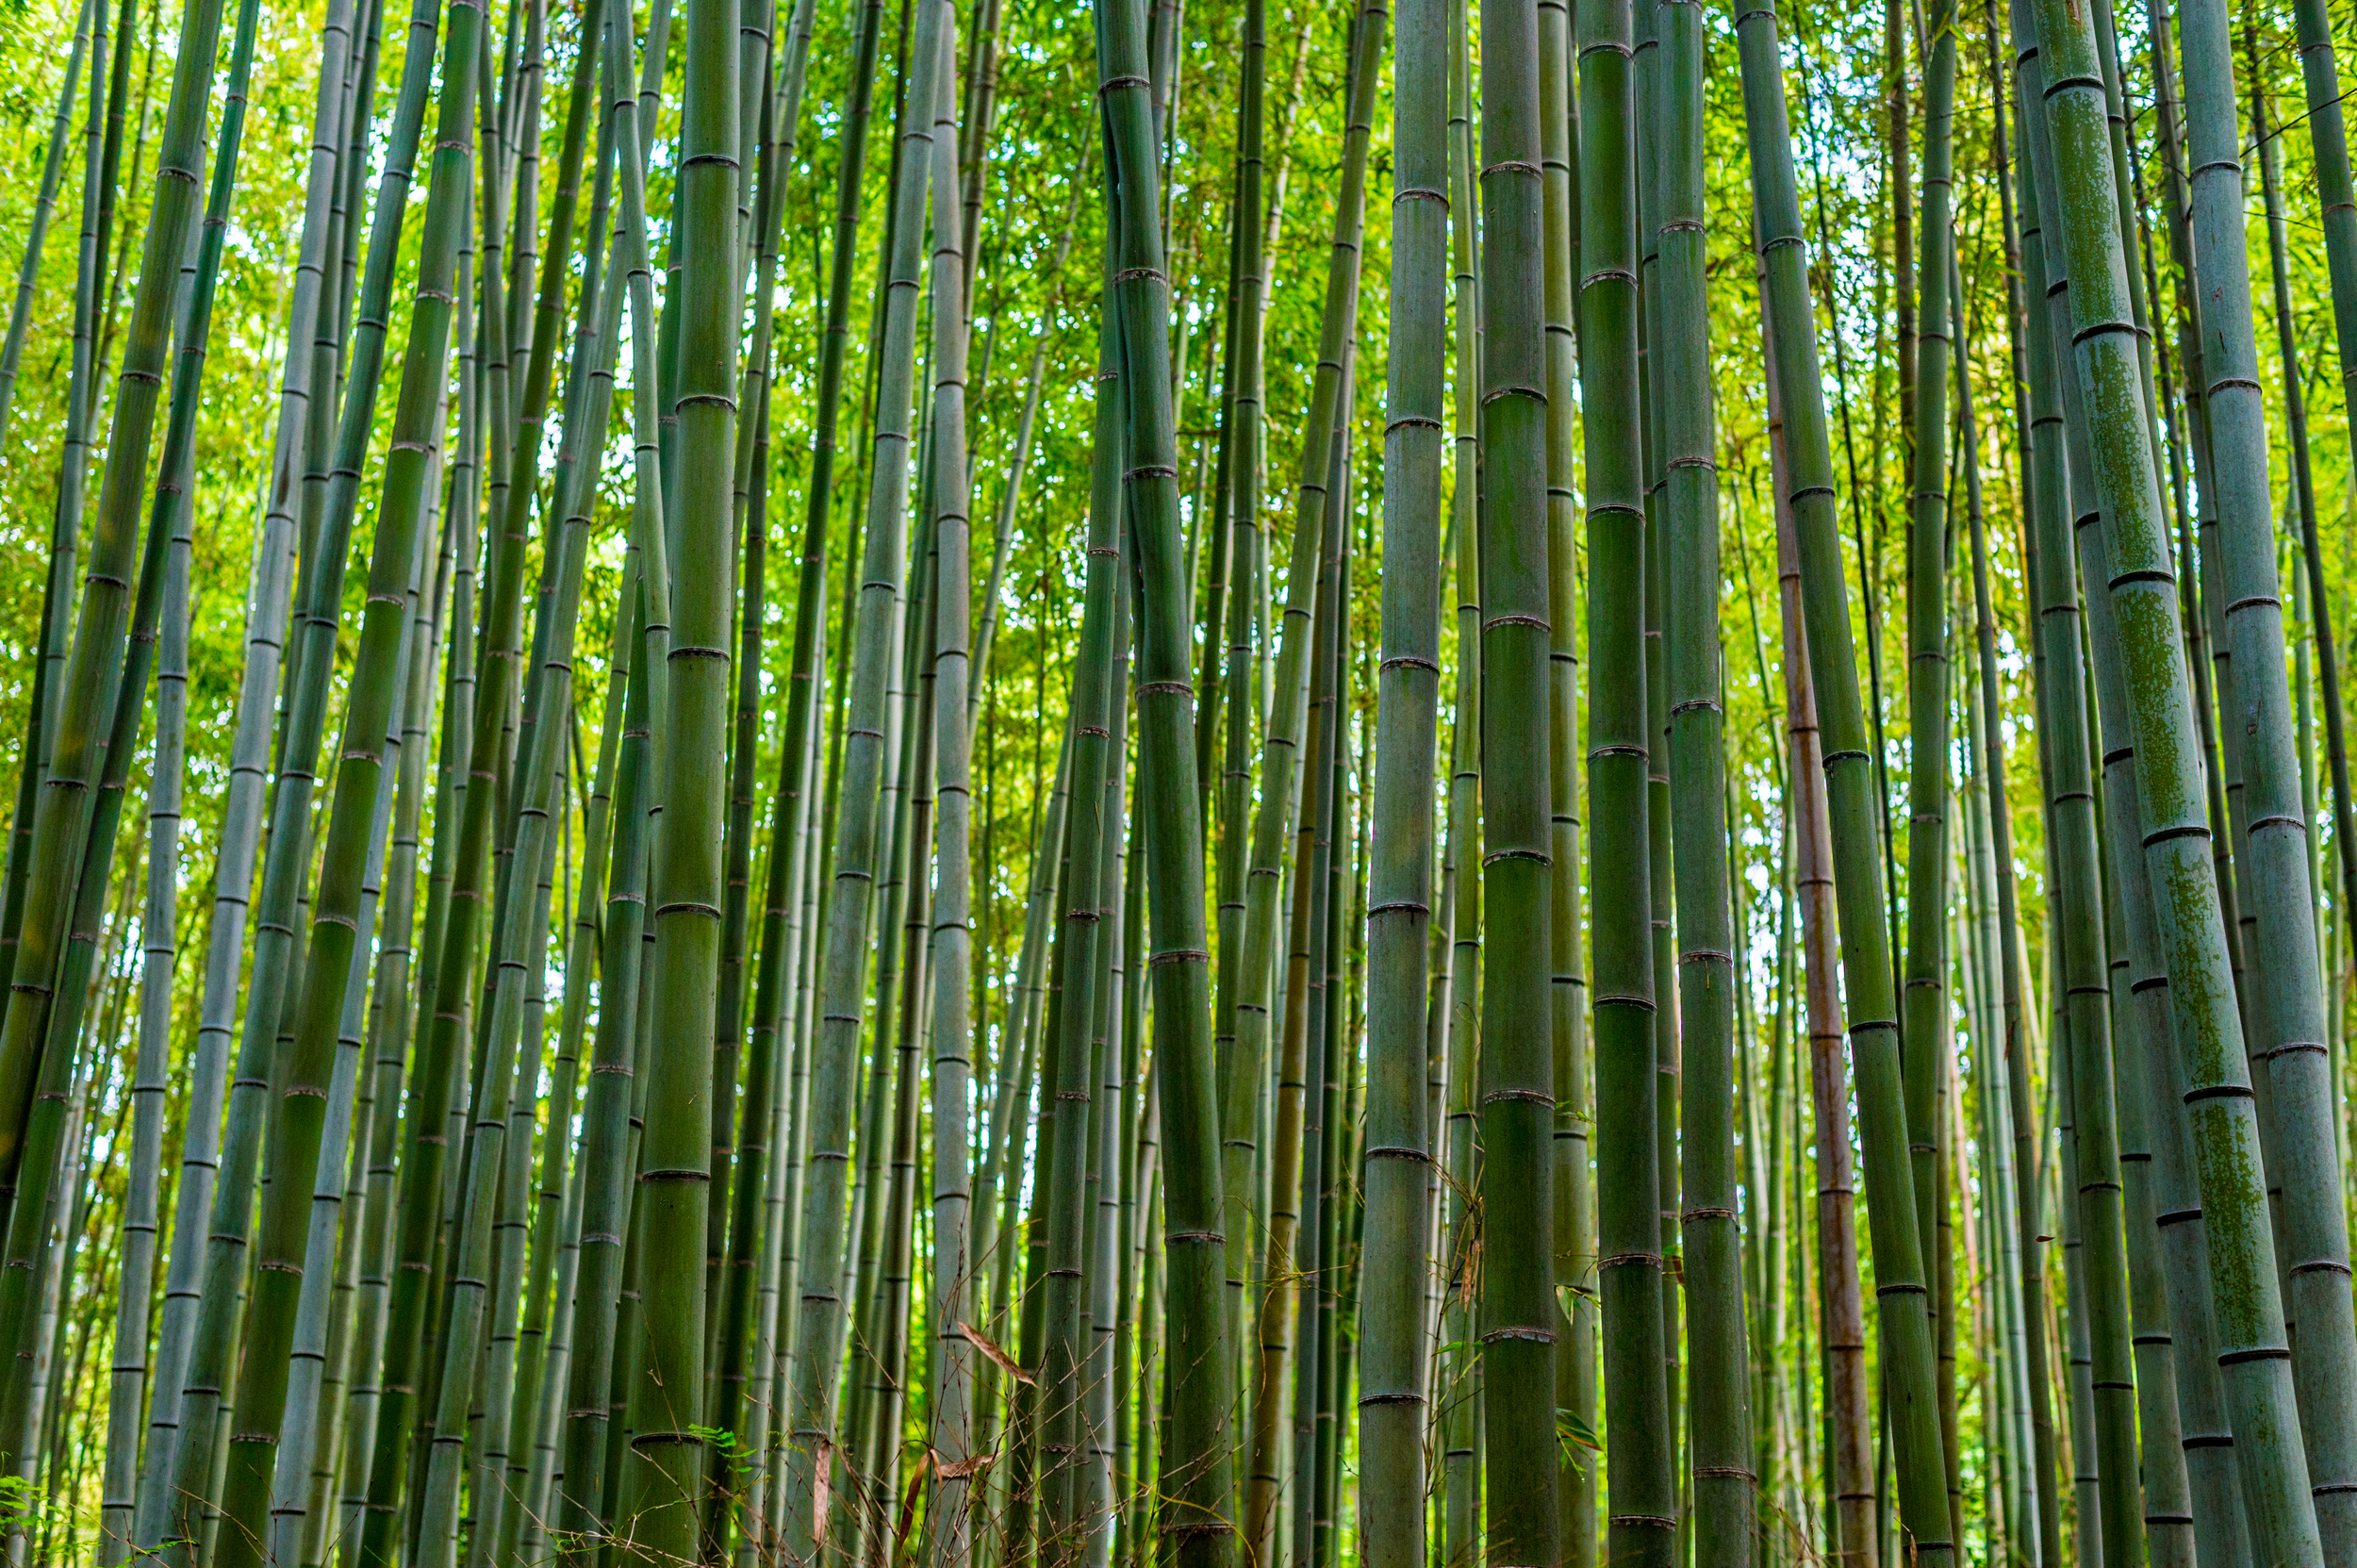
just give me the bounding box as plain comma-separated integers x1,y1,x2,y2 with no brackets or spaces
4,0,2357,1556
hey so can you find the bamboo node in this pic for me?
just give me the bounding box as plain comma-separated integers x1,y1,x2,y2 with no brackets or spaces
1364,1146,1432,1164
1693,1466,1755,1480
1478,1326,1556,1345
2289,1260,2353,1279
1608,1516,1677,1531
1165,1230,1224,1245
1149,948,1211,966
1682,1207,1737,1221
1378,655,1441,674
1872,1281,1928,1296
1480,1089,1553,1107
2217,1344,2291,1367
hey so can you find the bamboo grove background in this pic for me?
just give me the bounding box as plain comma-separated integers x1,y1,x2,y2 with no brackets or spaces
0,0,2349,1560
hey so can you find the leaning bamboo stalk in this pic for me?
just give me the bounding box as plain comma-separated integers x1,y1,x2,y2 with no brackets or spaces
779,0,938,1547
262,494,437,1568
331,437,458,1568
1958,256,2061,1568
0,0,93,448
2011,0,2327,1559
1901,0,1956,1467
2282,0,2357,937
198,0,486,1544
2227,56,2357,1550
1727,5,1950,1562
2008,55,2144,1566
93,371,191,1568
0,0,253,1478
1216,0,1382,1421
0,0,233,1248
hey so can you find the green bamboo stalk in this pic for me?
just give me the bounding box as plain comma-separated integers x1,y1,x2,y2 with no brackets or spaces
1247,346,1344,1568
196,0,486,1544
2280,0,2357,950
2175,0,2357,1533
2069,378,2219,1568
613,0,741,1536
333,441,457,1568
1468,0,1556,1557
1960,257,2062,1568
0,0,92,448
0,0,251,1490
0,0,230,1249
0,0,121,1013
1094,0,1237,1560
264,477,437,1568
2008,50,2146,1566
505,98,621,1550
705,45,793,1509
919,11,980,1560
1439,0,1481,1547
92,329,190,1566
779,0,936,1544
2005,0,2327,1558
1216,0,1379,1416
1211,0,1262,1212
1902,0,1957,1457
1578,2,1673,1563
552,576,653,1565
1542,0,1595,1558
1655,1,1750,1561
1360,0,1441,1543
1728,5,1950,1562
